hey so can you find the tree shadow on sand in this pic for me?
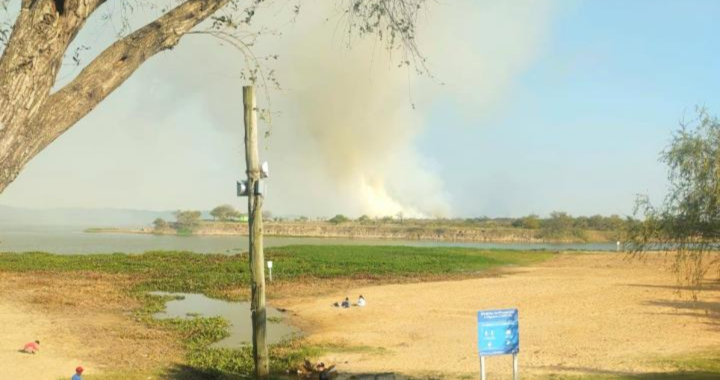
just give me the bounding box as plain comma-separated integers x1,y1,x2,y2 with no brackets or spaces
622,280,720,292
161,366,413,380
622,282,720,326
161,365,243,380
539,366,720,380
161,362,720,380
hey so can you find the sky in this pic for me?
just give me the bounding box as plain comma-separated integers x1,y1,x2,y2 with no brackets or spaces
1,0,719,218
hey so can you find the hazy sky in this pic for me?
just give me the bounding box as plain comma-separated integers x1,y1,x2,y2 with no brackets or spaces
2,0,719,218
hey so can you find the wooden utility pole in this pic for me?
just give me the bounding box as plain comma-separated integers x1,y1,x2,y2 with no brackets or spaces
243,85,269,378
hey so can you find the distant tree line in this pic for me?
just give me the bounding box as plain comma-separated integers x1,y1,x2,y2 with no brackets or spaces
512,212,625,236
317,212,627,238
152,204,265,234
151,207,628,239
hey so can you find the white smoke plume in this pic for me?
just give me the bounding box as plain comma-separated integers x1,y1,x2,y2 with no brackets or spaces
0,0,558,218
256,0,557,218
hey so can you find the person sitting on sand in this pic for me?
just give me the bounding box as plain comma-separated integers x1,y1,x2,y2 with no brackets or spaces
341,297,350,308
72,366,84,380
357,295,366,307
22,340,40,354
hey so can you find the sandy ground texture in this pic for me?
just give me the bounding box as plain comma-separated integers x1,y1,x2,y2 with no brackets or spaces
0,300,92,380
0,272,182,380
278,253,720,379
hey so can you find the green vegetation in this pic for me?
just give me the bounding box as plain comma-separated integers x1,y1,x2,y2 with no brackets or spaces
1,246,550,380
128,293,321,380
512,214,541,229
0,246,552,299
153,218,169,230
339,213,626,231
136,209,630,242
4,246,717,380
175,210,203,234
627,109,720,289
319,213,628,241
328,214,350,224
210,205,242,222
264,245,552,279
539,212,589,241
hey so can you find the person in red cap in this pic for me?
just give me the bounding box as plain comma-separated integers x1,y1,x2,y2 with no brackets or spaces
71,366,84,380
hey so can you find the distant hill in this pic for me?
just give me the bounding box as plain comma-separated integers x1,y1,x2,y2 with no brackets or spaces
0,205,175,227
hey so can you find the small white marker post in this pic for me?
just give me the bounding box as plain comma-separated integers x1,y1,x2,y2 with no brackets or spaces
267,260,273,282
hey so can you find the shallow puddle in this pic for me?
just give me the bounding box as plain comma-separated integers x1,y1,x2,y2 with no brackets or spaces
151,292,301,348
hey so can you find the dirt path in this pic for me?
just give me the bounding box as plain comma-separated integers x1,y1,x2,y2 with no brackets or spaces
278,253,720,379
0,300,93,380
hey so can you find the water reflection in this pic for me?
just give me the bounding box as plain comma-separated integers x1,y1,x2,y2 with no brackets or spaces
151,291,300,348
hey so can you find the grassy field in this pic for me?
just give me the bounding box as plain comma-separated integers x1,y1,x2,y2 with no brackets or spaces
1,247,716,380
0,246,553,300
0,246,552,380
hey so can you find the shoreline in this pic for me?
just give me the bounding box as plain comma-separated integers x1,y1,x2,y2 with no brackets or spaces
84,223,617,244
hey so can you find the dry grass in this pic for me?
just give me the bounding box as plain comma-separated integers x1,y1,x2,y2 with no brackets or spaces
0,272,183,372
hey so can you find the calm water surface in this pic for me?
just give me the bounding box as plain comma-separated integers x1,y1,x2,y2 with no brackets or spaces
0,225,618,253
151,292,300,348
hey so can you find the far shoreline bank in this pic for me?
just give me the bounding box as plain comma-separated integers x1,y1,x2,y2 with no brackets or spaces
85,221,619,244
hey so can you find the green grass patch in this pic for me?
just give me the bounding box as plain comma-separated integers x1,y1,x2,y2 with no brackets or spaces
0,246,553,300
267,316,284,324
1,246,552,380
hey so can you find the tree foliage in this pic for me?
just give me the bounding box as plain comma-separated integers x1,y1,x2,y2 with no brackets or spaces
538,211,585,240
511,214,541,229
174,210,202,231
210,204,240,221
328,214,350,224
153,217,169,230
626,109,720,290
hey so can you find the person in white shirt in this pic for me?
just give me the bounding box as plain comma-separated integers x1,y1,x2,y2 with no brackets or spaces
357,295,366,307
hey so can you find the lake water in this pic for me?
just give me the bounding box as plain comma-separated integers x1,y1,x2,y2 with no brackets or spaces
0,225,619,253
151,292,300,348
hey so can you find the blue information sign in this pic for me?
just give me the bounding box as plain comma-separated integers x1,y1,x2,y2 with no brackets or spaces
477,308,519,356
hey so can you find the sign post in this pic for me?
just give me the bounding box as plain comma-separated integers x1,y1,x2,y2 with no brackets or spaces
267,260,273,282
477,309,519,380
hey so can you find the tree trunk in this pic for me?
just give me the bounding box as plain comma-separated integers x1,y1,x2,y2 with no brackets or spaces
0,0,103,192
0,0,231,194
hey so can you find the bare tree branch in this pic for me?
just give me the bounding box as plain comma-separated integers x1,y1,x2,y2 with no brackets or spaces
0,0,430,195
0,0,231,193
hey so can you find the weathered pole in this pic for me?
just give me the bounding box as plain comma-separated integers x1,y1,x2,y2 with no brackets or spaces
244,85,269,378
